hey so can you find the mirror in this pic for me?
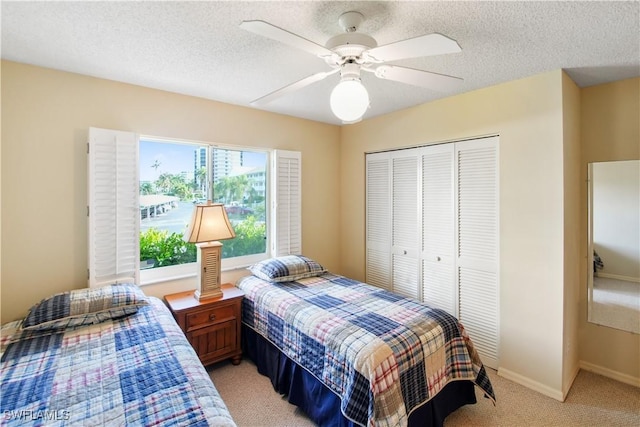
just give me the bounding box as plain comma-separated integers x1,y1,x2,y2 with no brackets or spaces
587,160,640,334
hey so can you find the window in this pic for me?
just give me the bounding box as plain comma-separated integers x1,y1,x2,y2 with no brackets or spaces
88,127,300,287
138,139,268,279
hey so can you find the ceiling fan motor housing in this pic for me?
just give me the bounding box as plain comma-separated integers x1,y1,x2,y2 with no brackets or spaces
326,32,377,57
326,11,376,61
340,61,362,80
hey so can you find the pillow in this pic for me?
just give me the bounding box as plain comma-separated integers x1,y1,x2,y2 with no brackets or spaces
22,283,148,331
248,255,326,282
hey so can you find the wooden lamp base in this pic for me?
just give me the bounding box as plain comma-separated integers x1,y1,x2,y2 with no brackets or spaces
194,241,223,301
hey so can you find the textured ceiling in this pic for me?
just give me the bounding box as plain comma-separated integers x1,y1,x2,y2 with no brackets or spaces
2,1,639,125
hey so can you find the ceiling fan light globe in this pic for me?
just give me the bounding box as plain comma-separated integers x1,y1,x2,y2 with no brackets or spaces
330,80,369,123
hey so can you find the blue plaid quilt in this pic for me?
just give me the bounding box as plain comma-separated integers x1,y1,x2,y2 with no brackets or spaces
0,298,236,426
238,273,495,427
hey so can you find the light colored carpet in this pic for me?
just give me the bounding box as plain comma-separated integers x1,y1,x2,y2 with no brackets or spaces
208,359,314,427
209,359,640,426
446,368,640,426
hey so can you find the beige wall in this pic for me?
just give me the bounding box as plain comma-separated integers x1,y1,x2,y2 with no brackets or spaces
561,73,582,395
579,77,640,383
340,70,572,399
0,60,341,323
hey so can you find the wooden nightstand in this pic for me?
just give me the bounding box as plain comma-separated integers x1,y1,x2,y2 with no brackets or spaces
164,283,244,366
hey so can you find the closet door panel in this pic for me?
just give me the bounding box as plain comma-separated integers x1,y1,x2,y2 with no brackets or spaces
391,153,419,299
458,267,499,363
421,144,456,314
456,137,499,369
393,254,419,299
366,153,392,290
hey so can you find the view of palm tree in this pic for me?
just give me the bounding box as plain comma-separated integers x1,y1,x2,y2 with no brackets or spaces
196,167,207,197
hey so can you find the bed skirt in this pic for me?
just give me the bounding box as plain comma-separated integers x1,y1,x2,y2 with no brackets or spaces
242,324,477,427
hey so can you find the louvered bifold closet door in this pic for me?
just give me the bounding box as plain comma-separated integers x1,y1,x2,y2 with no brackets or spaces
391,153,419,299
366,152,392,290
88,127,140,288
272,150,302,256
456,136,499,369
421,144,456,315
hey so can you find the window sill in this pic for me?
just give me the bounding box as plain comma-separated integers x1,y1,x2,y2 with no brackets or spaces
139,264,254,287
139,270,196,287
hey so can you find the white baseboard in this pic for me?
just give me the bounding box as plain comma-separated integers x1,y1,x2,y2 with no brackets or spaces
498,363,638,401
497,367,565,402
579,360,640,387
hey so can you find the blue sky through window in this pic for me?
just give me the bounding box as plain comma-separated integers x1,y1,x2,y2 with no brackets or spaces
140,140,265,182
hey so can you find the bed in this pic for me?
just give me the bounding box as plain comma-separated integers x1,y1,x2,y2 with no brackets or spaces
0,284,236,426
237,255,496,427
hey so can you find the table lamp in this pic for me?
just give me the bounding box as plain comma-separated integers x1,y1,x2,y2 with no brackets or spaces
184,202,236,300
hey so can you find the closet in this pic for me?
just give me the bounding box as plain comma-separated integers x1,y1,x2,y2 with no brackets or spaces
365,136,499,369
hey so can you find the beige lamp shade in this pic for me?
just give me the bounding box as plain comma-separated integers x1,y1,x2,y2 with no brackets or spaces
184,202,236,243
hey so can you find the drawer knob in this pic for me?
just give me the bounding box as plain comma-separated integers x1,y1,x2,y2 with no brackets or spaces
209,313,216,321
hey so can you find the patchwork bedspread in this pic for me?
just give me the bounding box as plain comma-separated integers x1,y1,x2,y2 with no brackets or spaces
0,298,236,427
238,273,495,427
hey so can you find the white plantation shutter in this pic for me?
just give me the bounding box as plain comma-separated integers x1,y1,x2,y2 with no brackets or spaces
421,144,456,314
272,150,301,256
366,152,392,290
455,136,499,369
88,127,140,287
391,153,419,299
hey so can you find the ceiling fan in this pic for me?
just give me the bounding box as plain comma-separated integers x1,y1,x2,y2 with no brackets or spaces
240,11,463,123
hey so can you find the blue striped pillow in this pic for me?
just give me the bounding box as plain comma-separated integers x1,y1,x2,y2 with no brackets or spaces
249,255,326,282
22,284,148,331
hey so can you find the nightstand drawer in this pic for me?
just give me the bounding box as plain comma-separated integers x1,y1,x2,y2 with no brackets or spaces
186,304,236,332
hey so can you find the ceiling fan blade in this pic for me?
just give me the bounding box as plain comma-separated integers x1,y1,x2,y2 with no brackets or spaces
366,33,461,62
251,69,339,106
373,65,463,92
240,20,334,58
